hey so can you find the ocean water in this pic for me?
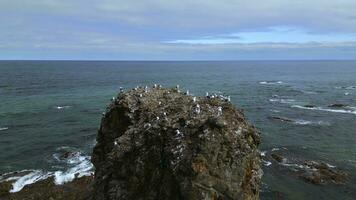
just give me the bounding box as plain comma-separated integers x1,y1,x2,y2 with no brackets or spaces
0,60,356,199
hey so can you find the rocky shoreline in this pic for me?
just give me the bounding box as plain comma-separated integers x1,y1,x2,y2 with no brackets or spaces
0,176,93,200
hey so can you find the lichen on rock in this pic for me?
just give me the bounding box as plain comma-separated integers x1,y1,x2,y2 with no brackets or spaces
92,86,262,200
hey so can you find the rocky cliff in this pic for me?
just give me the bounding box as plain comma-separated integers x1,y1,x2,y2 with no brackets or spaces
92,86,262,200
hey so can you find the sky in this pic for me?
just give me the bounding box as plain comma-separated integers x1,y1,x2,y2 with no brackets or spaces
1,0,356,60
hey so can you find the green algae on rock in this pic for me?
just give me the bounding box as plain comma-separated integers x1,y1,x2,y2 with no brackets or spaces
92,87,262,200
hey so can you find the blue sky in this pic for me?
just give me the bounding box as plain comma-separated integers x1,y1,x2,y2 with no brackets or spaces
1,0,356,60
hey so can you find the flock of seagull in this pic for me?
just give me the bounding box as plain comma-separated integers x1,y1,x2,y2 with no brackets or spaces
104,84,231,117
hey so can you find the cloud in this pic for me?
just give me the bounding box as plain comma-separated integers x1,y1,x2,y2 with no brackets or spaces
1,0,356,59
166,26,356,44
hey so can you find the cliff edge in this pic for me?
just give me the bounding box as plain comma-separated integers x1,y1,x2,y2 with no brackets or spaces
92,86,262,200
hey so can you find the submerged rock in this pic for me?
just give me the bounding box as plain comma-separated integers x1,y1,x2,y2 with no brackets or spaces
267,151,348,186
269,116,295,123
328,104,348,108
92,87,261,200
301,161,348,185
271,153,285,163
304,105,316,108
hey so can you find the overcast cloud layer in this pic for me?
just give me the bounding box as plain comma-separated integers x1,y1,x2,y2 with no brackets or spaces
1,0,356,60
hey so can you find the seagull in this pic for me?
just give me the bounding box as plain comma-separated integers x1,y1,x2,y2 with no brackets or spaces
186,90,189,95
176,85,180,93
227,96,231,102
217,106,223,116
111,97,116,101
153,84,157,88
175,129,183,136
139,94,143,97
206,92,210,98
193,96,197,102
119,87,124,93
144,85,148,93
158,85,162,88
195,104,201,114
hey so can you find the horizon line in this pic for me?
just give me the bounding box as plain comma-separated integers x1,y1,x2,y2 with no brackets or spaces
1,59,356,62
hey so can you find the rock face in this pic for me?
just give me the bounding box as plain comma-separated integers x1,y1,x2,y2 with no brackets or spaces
92,87,261,200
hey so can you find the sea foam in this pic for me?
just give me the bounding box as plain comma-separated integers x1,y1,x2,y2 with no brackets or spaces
5,149,93,193
54,154,93,185
0,127,9,131
10,170,53,193
269,98,295,104
260,81,283,85
55,106,71,110
292,105,356,115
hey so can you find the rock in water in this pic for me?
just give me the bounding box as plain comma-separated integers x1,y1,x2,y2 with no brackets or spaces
92,87,262,200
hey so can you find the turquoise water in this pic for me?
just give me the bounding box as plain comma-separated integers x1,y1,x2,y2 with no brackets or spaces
0,61,356,199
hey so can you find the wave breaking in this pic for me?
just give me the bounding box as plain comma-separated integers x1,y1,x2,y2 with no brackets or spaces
292,105,356,115
1,147,93,193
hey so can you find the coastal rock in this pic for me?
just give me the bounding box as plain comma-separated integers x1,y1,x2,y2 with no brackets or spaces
303,105,316,108
270,153,285,163
301,161,348,185
328,104,348,108
0,176,93,200
92,87,261,200
269,116,295,123
267,151,348,185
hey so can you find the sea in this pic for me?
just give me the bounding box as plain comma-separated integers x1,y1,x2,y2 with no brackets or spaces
0,61,355,199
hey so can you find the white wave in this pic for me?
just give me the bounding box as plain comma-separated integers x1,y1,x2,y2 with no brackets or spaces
301,90,317,94
54,155,93,185
269,98,295,104
263,160,272,167
0,170,34,183
10,170,53,193
52,148,94,185
326,163,336,168
346,86,356,90
335,86,356,90
55,106,71,110
260,151,267,157
271,148,279,152
292,105,356,115
0,127,8,131
5,149,94,193
259,81,283,85
280,162,305,169
294,119,330,126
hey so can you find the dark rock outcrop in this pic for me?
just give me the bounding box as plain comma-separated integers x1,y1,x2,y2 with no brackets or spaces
268,151,348,185
303,105,316,108
269,116,295,123
328,104,348,108
0,176,93,200
92,87,262,200
301,161,348,185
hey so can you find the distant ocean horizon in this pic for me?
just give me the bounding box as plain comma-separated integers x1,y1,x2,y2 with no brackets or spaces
1,60,356,199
